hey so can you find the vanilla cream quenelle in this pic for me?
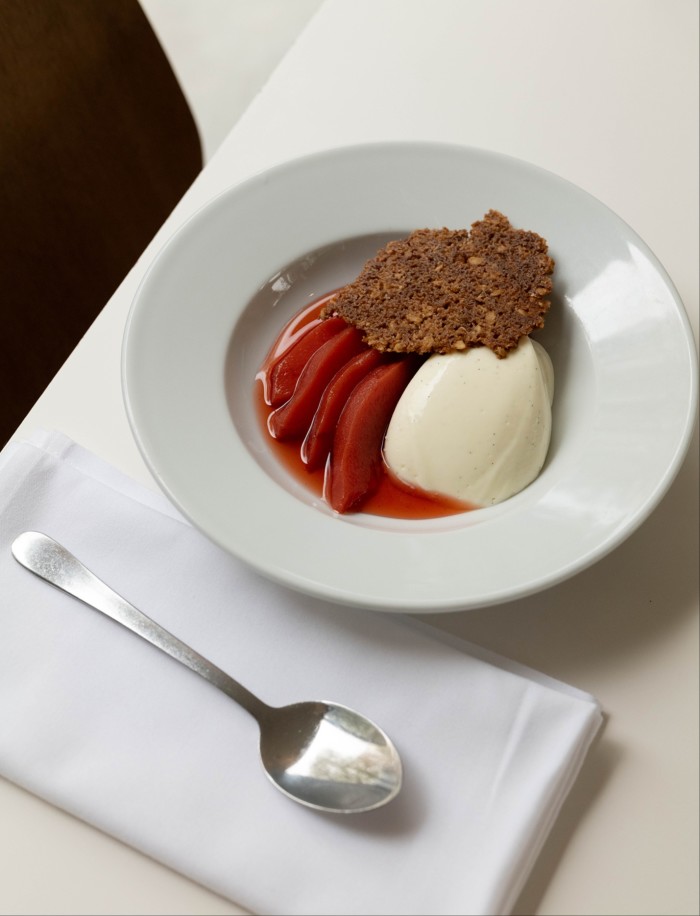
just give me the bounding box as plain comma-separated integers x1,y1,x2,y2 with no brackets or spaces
383,337,554,507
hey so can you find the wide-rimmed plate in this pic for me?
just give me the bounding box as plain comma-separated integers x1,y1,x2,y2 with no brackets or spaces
122,142,697,612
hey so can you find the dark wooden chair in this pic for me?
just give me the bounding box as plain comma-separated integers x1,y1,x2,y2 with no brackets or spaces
0,0,203,444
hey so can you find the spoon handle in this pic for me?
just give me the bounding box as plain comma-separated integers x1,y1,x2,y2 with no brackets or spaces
12,531,269,721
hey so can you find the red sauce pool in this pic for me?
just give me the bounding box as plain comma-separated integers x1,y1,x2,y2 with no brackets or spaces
255,294,474,520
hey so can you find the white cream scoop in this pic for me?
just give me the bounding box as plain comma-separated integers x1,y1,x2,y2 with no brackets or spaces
384,336,554,507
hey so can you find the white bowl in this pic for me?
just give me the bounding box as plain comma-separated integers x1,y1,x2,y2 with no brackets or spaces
122,142,698,612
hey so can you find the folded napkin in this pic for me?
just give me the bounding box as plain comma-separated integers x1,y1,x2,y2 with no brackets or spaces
0,431,602,916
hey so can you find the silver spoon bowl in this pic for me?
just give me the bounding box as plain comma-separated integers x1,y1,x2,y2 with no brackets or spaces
12,531,402,814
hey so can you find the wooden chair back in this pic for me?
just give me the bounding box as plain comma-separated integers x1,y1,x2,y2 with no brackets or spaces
0,0,203,443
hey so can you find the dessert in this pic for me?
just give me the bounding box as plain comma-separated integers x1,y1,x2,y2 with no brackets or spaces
327,358,419,513
302,347,385,471
256,211,555,517
321,210,553,358
269,325,365,439
265,315,348,407
384,337,554,507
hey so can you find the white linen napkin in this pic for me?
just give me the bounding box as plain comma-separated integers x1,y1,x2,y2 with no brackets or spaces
0,430,602,916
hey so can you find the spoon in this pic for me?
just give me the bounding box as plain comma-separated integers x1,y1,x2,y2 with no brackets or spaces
11,531,402,814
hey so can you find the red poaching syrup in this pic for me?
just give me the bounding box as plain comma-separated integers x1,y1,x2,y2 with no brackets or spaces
255,292,474,520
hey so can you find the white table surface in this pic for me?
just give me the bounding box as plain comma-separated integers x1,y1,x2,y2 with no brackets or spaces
3,1,698,913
